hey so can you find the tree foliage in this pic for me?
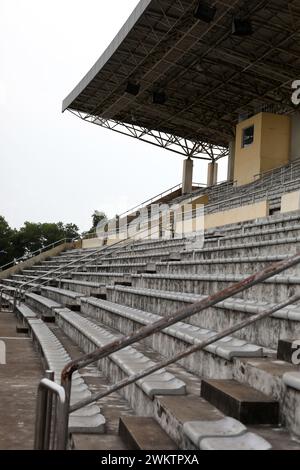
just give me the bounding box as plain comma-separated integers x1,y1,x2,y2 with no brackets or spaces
90,211,107,232
0,217,80,267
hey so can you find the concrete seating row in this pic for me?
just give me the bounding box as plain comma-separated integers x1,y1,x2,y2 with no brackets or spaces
81,297,264,361
16,309,105,433
54,308,186,401
183,417,271,450
106,285,300,349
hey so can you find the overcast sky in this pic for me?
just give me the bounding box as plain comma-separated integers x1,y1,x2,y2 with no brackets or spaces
0,0,228,232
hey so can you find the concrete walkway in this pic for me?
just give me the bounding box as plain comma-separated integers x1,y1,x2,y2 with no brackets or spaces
0,312,42,450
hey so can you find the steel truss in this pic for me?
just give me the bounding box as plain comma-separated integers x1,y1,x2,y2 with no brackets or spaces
69,109,229,162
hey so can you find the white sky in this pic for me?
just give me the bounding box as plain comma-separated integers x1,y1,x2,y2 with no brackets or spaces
0,0,228,232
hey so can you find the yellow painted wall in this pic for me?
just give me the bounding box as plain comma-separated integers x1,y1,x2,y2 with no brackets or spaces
234,113,262,186
174,201,268,233
234,112,291,186
204,201,269,229
281,191,300,214
82,238,103,249
83,200,269,245
260,113,290,173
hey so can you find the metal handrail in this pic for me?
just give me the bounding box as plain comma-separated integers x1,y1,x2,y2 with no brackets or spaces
11,220,170,304
253,158,300,183
34,371,66,450
0,237,79,271
206,176,300,214
83,182,206,240
49,251,300,450
116,182,204,219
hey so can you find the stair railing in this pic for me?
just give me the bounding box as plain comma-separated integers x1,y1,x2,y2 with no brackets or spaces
0,237,79,272
9,220,178,307
34,251,300,449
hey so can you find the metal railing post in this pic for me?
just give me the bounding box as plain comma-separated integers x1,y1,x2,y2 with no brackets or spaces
34,381,49,450
34,377,66,450
43,370,55,450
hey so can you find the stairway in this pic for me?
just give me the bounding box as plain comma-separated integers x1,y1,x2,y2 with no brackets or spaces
1,210,300,449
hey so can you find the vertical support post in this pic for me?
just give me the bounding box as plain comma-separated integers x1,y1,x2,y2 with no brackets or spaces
182,157,193,194
227,140,236,182
207,161,218,186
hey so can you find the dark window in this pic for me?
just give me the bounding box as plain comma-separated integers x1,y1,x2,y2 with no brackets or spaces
242,125,254,148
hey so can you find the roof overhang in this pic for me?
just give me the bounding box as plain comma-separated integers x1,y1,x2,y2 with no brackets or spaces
63,0,300,160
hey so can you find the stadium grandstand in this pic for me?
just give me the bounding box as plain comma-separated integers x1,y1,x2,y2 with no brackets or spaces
1,0,300,451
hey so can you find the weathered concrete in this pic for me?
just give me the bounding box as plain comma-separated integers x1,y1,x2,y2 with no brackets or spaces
0,241,80,280
0,312,42,450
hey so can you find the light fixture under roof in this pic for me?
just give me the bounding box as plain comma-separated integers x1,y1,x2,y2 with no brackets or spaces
232,17,253,36
153,91,166,105
126,81,141,96
194,1,217,23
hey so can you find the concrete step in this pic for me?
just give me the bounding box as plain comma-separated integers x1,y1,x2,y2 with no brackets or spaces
131,272,300,304
155,255,299,276
25,292,62,321
119,416,177,450
41,285,83,310
54,308,186,415
72,434,129,450
61,279,106,297
151,394,295,450
25,317,106,433
202,225,300,249
106,285,300,350
201,379,279,425
187,237,300,260
81,296,265,369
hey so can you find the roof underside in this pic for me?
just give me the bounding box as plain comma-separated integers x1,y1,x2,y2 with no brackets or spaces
63,0,300,154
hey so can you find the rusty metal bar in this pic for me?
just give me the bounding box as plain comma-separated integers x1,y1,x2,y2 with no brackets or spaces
34,376,66,450
70,292,300,413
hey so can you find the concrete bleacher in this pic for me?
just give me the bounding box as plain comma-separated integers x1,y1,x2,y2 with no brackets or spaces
2,209,300,449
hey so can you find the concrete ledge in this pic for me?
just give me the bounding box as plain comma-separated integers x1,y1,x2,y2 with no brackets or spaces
0,241,79,280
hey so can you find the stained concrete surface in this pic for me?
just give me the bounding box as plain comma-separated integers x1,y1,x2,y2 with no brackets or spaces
0,312,42,450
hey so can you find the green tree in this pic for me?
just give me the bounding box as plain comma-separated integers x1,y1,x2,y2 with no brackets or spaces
0,217,80,268
0,216,15,266
90,211,107,232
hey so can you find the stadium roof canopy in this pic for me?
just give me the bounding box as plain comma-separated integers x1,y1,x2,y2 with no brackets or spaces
63,0,300,161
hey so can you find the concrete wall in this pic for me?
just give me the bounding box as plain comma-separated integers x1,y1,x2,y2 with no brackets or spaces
204,200,269,229
234,112,291,186
260,113,290,173
83,200,269,246
174,200,269,234
82,238,104,249
0,241,81,280
234,113,262,186
281,190,300,214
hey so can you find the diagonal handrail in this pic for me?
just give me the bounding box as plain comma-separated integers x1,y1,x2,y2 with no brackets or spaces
57,251,300,449
0,237,79,271
11,222,175,305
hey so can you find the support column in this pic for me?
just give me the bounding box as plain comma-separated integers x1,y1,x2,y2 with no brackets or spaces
227,140,236,182
207,161,218,187
182,157,193,194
